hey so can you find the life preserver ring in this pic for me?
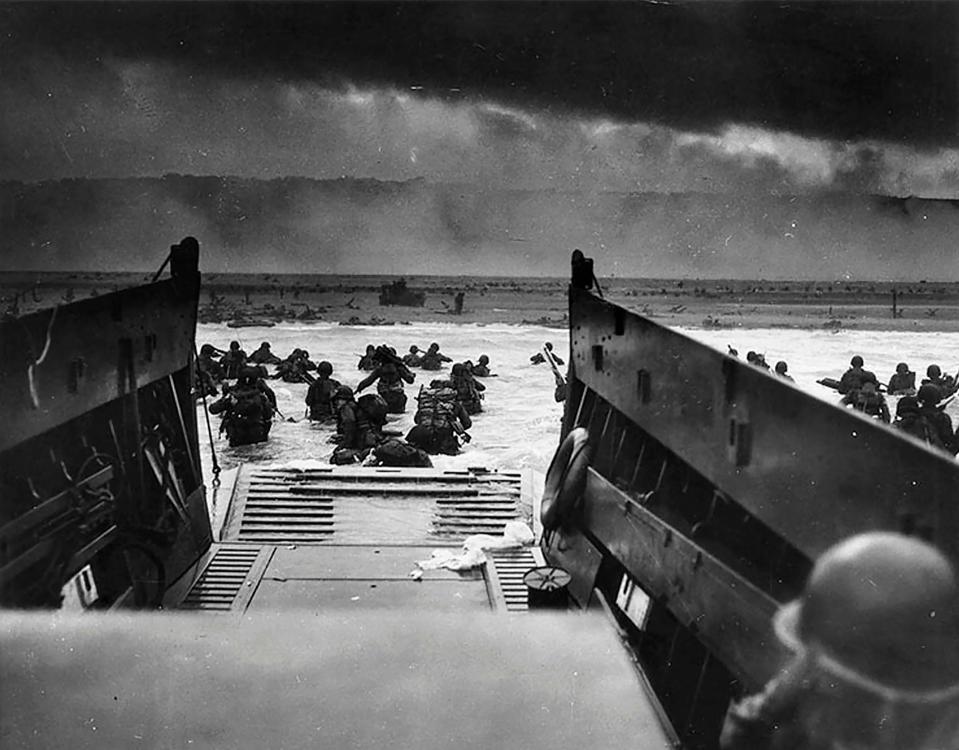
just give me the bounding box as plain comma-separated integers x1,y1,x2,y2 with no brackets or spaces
540,427,591,531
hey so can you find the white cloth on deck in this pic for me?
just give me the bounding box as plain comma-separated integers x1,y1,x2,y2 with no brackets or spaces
414,521,534,572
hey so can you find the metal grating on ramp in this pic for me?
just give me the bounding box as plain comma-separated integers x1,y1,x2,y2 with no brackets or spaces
237,490,334,543
433,495,522,536
179,545,267,612
222,466,530,545
486,546,547,613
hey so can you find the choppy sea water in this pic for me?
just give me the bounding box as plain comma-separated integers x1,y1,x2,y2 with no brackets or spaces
195,322,959,504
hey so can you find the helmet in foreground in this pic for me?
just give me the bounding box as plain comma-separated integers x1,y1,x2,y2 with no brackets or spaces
772,533,959,750
775,532,959,692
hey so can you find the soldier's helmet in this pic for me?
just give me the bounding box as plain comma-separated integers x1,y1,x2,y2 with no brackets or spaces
200,344,216,356
850,355,864,367
409,345,419,353
775,533,959,684
918,384,942,405
775,361,788,374
896,396,920,417
317,361,333,377
333,385,355,402
928,364,942,378
773,532,959,749
478,355,489,364
896,362,910,374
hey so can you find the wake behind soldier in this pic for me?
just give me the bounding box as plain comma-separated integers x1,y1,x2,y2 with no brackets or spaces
721,532,959,750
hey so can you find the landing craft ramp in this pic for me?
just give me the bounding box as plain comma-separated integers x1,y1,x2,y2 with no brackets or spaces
169,465,549,615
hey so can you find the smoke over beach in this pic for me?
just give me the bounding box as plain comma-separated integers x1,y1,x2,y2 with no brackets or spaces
2,176,958,280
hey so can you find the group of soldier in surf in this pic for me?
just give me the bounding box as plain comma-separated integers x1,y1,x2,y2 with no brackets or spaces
828,356,958,454
730,345,959,455
196,338,494,465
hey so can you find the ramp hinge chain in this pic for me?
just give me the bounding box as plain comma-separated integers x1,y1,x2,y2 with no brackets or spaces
194,343,221,487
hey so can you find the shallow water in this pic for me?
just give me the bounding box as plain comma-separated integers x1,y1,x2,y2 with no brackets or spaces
195,322,959,492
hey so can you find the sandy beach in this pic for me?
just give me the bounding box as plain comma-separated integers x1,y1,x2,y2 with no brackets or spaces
5,271,959,333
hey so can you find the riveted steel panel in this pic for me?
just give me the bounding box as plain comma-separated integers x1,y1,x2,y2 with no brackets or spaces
568,287,959,563
581,470,787,687
0,276,200,454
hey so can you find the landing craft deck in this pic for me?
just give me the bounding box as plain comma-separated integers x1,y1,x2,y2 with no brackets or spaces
167,465,548,614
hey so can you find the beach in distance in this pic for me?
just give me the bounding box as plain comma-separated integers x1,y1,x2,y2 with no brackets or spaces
5,271,959,333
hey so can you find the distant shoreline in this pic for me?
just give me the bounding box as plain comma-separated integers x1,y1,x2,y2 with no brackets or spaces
4,272,959,333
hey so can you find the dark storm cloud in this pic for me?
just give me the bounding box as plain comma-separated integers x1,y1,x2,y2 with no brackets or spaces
3,1,957,147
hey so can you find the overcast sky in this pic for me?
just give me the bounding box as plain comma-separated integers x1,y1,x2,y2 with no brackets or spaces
3,1,958,197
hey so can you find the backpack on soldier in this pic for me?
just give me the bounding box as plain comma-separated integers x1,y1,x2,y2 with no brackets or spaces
373,438,433,468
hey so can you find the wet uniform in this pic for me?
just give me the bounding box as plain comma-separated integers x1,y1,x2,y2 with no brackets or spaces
220,347,248,380
358,347,377,371
838,365,878,395
210,382,273,447
406,384,472,455
276,355,311,383
249,344,282,365
922,375,958,399
420,348,452,371
306,377,341,420
918,402,958,454
196,350,224,397
887,371,916,395
451,368,484,415
357,361,415,413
